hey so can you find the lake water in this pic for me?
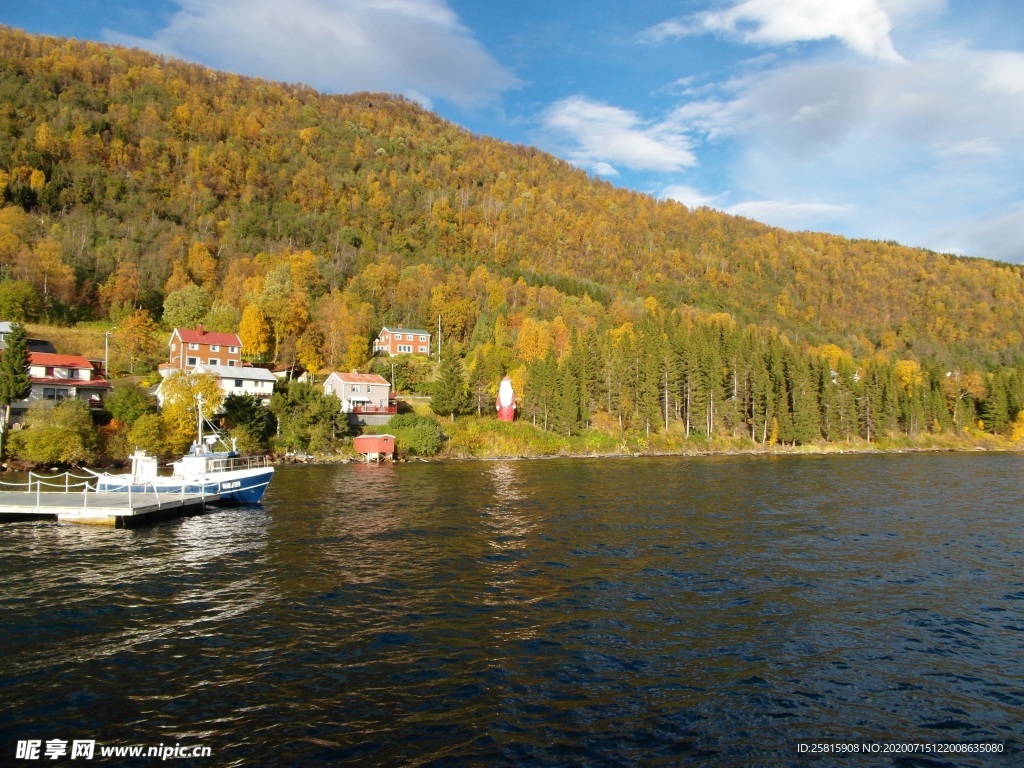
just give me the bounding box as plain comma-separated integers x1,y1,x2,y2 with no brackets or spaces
1,453,1022,766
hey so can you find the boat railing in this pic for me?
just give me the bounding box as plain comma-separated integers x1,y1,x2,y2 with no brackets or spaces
197,454,271,473
0,471,97,494
0,470,219,514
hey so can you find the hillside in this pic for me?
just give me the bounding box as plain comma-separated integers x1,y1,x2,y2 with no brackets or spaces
3,26,1024,450
1,27,1023,362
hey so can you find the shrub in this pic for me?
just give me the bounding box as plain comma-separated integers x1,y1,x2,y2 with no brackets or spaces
386,413,444,456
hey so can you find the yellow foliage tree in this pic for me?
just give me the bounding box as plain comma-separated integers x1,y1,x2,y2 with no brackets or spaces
1008,411,1024,443
112,308,161,373
239,304,271,362
158,371,224,455
186,241,218,287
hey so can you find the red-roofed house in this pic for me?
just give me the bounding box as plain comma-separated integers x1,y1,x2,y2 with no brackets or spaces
323,371,396,425
166,325,242,371
373,326,431,356
7,352,113,424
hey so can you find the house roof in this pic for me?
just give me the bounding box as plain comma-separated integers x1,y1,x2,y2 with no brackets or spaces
196,364,277,382
173,325,242,347
328,372,390,385
379,326,431,336
30,352,94,368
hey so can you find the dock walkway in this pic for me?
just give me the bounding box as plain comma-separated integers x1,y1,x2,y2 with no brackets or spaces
0,472,219,527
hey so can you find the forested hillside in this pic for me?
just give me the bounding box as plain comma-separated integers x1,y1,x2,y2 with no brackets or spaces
3,26,1024,450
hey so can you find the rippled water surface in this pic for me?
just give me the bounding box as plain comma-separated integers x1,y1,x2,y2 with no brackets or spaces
1,453,1023,766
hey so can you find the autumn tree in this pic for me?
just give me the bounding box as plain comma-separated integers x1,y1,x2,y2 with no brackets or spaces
113,309,162,373
239,303,271,362
158,370,224,454
163,285,213,330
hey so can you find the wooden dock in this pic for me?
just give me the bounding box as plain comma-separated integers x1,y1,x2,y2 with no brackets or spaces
0,490,220,527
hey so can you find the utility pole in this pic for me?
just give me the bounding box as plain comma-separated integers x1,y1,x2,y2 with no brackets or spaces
104,331,112,379
437,315,442,364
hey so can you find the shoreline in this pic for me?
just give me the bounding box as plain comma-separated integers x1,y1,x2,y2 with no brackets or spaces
281,439,1018,467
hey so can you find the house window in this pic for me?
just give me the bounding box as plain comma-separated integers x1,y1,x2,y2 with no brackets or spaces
188,343,199,350
45,367,55,377
228,346,239,353
209,358,220,366
43,388,70,401
186,356,198,366
227,360,236,367
419,335,427,342
398,344,412,353
210,345,220,352
352,384,360,392
235,379,244,388
418,346,427,353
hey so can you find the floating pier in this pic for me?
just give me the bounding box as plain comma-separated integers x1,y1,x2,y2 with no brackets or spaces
0,472,219,527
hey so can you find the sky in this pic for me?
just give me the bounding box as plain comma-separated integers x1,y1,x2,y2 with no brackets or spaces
4,1,1024,262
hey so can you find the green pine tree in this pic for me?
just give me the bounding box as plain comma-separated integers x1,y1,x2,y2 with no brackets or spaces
0,322,32,456
430,354,470,422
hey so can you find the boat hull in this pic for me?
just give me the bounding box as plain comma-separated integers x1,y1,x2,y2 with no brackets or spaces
96,466,274,505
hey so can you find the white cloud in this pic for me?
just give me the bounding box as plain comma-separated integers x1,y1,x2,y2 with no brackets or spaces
643,0,905,62
538,96,696,174
108,0,519,108
660,184,718,209
725,199,857,230
591,162,620,178
654,37,1024,258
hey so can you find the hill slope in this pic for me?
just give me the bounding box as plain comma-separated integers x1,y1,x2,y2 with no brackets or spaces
2,26,1023,370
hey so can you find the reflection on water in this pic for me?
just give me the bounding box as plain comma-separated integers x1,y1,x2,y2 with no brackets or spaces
1,453,1022,766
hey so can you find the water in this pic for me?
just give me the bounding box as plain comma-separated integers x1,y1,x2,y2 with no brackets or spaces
1,452,1022,766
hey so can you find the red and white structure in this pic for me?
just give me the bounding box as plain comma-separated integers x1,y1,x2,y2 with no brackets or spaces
165,325,242,370
353,434,396,462
6,352,112,425
373,327,431,356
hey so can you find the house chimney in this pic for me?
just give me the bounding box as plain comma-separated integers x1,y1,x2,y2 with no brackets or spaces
196,324,204,336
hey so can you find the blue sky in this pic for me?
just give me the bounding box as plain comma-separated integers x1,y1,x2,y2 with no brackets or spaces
4,1,1024,262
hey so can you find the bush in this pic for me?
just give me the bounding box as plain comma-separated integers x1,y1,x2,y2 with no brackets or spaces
8,399,99,465
386,413,444,456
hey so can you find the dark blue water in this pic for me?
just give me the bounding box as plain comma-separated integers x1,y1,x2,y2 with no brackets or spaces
1,453,1022,766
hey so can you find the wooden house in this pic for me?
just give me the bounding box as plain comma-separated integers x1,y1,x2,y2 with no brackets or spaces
372,326,431,356
323,371,396,425
166,325,242,370
353,434,396,462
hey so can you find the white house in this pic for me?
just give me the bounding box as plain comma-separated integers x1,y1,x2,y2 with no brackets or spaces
197,363,277,406
157,364,277,408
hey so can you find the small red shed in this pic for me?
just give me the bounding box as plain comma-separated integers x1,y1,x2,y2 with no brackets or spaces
353,434,396,462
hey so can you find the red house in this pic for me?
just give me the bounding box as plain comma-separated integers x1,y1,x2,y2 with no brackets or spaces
166,325,242,370
353,434,396,462
373,326,431,356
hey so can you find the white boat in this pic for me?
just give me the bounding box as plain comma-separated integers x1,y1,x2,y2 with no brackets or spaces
95,397,274,504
